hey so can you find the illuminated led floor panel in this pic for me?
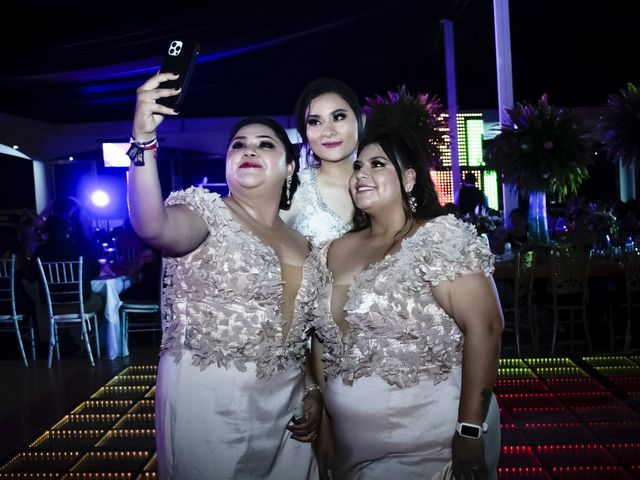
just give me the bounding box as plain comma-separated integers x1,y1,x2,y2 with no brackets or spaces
497,356,640,479
0,366,157,479
2,360,640,478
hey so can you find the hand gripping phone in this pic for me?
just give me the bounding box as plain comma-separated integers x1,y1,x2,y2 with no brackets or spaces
157,39,201,110
290,402,305,425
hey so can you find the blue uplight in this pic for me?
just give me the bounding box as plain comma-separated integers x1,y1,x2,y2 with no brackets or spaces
90,189,111,208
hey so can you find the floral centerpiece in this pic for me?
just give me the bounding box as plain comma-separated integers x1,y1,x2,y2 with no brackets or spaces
461,206,502,236
603,82,640,166
363,85,446,168
586,202,619,254
586,204,618,237
566,198,619,253
603,83,640,202
485,94,592,245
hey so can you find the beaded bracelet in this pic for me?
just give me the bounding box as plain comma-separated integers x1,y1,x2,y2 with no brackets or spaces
126,136,158,167
303,384,321,399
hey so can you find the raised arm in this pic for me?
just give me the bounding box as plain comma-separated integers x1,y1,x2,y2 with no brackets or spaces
128,73,209,256
431,273,503,478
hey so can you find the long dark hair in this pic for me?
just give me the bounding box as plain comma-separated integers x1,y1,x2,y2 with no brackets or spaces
352,128,444,232
227,116,299,210
294,78,363,168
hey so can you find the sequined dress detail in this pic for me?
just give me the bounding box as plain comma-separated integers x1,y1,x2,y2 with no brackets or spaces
286,169,352,245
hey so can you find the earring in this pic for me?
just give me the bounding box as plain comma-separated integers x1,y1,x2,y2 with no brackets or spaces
408,192,417,213
286,175,292,205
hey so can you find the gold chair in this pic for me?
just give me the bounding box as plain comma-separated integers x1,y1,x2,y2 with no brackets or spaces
501,250,538,356
0,255,36,366
622,250,640,352
549,247,592,355
37,257,100,368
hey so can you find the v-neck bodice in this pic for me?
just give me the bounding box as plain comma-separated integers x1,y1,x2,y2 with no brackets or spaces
160,186,321,378
312,214,495,388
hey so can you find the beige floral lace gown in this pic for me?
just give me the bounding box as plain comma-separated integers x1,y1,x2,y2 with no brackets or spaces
155,187,320,480
286,169,352,246
313,215,501,480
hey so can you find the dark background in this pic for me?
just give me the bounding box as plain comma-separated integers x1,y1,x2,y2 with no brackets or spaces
1,0,638,124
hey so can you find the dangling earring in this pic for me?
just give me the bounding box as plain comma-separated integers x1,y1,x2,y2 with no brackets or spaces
408,192,417,213
286,175,292,205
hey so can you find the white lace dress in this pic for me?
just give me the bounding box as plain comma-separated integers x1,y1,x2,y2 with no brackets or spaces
312,215,501,480
286,169,352,246
155,187,320,480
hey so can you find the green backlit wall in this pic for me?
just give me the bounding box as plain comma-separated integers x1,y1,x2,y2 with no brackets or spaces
433,113,499,210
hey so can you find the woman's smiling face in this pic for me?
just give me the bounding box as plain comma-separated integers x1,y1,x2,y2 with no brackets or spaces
305,92,359,164
225,123,289,194
350,143,403,213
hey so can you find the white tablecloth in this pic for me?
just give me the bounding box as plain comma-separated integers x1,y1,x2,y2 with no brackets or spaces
91,275,133,359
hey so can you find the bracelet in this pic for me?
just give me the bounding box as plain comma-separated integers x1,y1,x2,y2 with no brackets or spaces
130,135,157,147
127,136,158,167
303,384,321,399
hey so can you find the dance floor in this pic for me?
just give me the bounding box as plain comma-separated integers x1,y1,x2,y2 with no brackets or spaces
497,355,640,479
1,356,640,479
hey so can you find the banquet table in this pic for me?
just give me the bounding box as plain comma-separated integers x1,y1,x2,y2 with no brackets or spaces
91,274,133,359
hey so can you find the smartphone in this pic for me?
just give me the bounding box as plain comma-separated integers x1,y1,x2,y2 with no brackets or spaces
157,39,201,110
290,402,305,425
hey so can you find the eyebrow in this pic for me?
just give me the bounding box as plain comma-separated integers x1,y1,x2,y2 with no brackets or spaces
354,155,387,165
307,108,349,118
231,135,277,142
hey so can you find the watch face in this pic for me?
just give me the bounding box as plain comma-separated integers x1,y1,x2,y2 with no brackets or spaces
460,424,481,438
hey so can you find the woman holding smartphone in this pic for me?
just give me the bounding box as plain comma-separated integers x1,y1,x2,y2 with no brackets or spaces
128,72,322,479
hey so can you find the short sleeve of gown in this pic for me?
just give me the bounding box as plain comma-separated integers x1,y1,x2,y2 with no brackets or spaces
415,214,495,286
164,186,223,233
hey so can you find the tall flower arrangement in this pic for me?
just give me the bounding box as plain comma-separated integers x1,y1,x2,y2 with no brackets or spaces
485,94,592,244
363,85,447,168
603,82,640,166
486,94,591,198
603,83,640,202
